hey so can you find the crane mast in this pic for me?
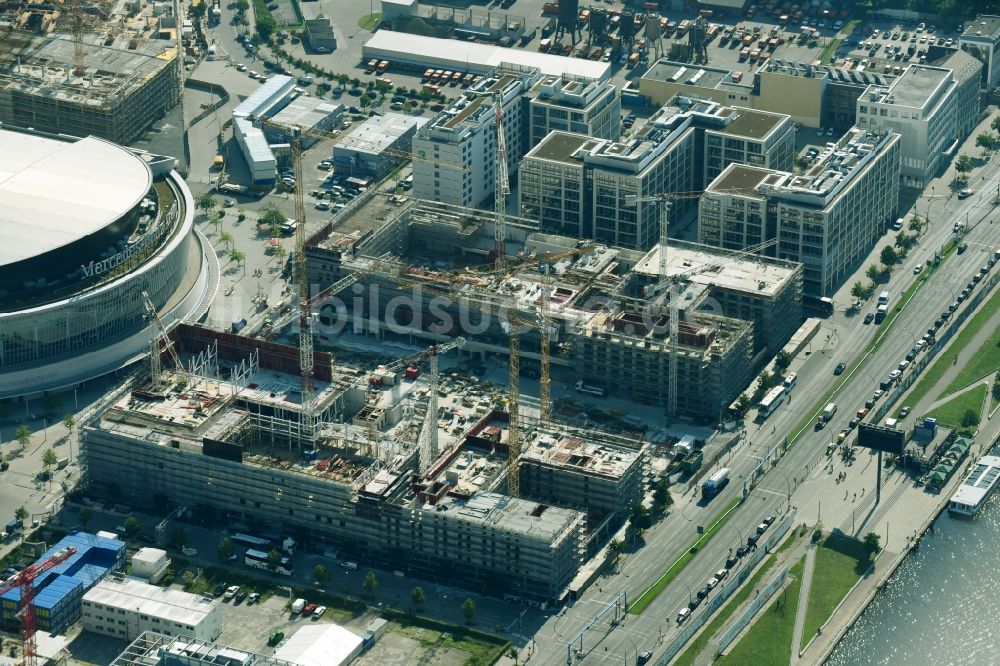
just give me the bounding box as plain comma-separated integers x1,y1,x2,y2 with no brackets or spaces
539,264,552,422
290,133,316,439
507,318,520,497
494,92,509,267
0,547,76,666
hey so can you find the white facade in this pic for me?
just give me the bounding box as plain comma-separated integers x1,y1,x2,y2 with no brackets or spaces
131,548,170,584
82,577,221,643
855,60,981,188
234,118,277,184
413,67,539,208
528,74,621,146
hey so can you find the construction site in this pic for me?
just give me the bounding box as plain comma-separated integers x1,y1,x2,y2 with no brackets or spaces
0,0,181,145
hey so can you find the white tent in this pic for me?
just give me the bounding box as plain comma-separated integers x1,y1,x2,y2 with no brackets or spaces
274,624,364,666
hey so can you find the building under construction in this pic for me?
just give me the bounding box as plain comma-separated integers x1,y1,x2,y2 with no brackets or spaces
0,31,180,145
304,200,803,421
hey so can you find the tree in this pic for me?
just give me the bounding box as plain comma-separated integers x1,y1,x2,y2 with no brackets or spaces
757,370,776,393
628,501,651,532
314,564,330,583
993,114,1000,134
79,506,92,527
267,548,282,567
866,264,881,284
774,350,793,372
41,448,58,473
219,231,234,250
62,413,75,433
182,570,196,588
124,516,141,538
217,537,234,560
362,570,378,596
273,244,287,265
169,527,187,549
410,585,426,609
851,281,867,302
235,0,249,11
15,425,31,451
862,532,881,559
735,393,753,416
993,380,1000,404
908,215,923,233
259,204,285,230
955,154,974,179
976,132,998,155
652,477,673,510
15,506,27,522
359,94,371,110
961,407,980,428
195,192,217,217
880,245,898,267
212,210,225,236
229,250,246,274
461,597,477,623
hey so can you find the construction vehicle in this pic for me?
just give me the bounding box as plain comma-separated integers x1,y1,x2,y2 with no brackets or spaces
0,547,77,666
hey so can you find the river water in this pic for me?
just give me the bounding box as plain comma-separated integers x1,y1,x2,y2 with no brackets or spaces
826,491,1000,665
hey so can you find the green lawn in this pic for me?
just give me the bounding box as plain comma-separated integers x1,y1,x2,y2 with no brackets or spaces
928,384,988,428
358,12,382,30
628,496,742,614
673,528,801,666
941,293,1000,394
904,284,1000,409
716,556,805,666
801,533,869,643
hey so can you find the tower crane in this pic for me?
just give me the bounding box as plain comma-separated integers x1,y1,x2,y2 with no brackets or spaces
361,337,467,473
142,290,186,388
626,190,775,417
493,92,510,267
0,547,77,666
52,0,112,77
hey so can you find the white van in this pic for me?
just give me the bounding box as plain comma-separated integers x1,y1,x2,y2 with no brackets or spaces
783,373,797,391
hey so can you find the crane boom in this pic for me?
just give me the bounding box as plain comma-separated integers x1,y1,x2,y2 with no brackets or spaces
142,290,185,387
0,546,76,666
494,93,509,267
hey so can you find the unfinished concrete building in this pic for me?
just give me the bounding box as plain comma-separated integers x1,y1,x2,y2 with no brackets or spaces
0,33,180,145
81,325,586,604
304,200,803,421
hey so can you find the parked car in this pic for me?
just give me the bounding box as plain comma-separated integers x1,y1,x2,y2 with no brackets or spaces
313,605,326,618
677,607,691,624
863,312,875,325
267,631,284,647
248,592,260,605
834,362,847,375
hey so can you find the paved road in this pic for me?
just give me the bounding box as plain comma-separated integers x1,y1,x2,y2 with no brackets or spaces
526,117,1000,665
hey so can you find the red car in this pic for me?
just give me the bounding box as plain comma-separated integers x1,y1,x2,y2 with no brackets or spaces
303,603,317,616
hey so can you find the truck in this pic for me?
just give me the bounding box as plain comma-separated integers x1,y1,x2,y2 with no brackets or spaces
702,468,730,499
819,402,838,426
877,290,890,305
213,155,225,170
542,17,557,37
291,598,306,614
575,380,607,397
217,182,248,194
627,52,640,68
874,303,888,323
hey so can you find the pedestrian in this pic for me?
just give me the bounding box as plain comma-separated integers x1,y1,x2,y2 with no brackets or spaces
853,492,856,502
862,488,865,497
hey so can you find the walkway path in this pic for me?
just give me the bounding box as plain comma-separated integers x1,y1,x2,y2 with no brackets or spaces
788,545,816,664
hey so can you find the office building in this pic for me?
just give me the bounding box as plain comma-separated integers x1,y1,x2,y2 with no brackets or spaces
855,58,981,188
638,59,893,129
304,18,336,52
412,66,541,208
699,127,901,296
960,15,1000,90
82,576,222,643
518,98,793,249
527,74,621,146
333,113,428,178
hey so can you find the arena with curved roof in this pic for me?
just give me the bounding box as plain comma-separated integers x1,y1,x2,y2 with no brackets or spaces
0,128,218,399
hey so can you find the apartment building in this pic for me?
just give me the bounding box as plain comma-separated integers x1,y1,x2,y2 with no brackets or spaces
855,58,981,188
699,127,901,296
412,66,541,207
526,74,621,146
959,15,1000,90
519,98,793,249
82,577,222,643
82,375,584,604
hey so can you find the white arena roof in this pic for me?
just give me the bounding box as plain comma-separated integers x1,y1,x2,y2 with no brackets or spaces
0,130,152,268
364,30,612,81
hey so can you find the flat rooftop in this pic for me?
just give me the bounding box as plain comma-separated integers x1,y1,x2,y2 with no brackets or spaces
269,97,342,130
706,163,771,196
363,30,611,80
642,60,730,90
448,492,581,542
526,131,597,165
887,65,951,109
962,16,1000,40
84,576,218,625
721,109,786,139
0,130,152,268
335,112,427,154
633,240,797,297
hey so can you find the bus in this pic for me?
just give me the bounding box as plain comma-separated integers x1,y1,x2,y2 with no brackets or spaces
245,548,293,576
758,386,786,419
803,294,834,315
232,533,271,550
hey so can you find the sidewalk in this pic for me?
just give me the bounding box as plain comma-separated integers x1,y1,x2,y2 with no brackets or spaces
788,545,816,664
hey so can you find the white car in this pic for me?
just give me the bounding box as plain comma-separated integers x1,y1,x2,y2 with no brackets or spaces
313,605,326,618
248,71,259,79
236,63,247,72
223,585,240,601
